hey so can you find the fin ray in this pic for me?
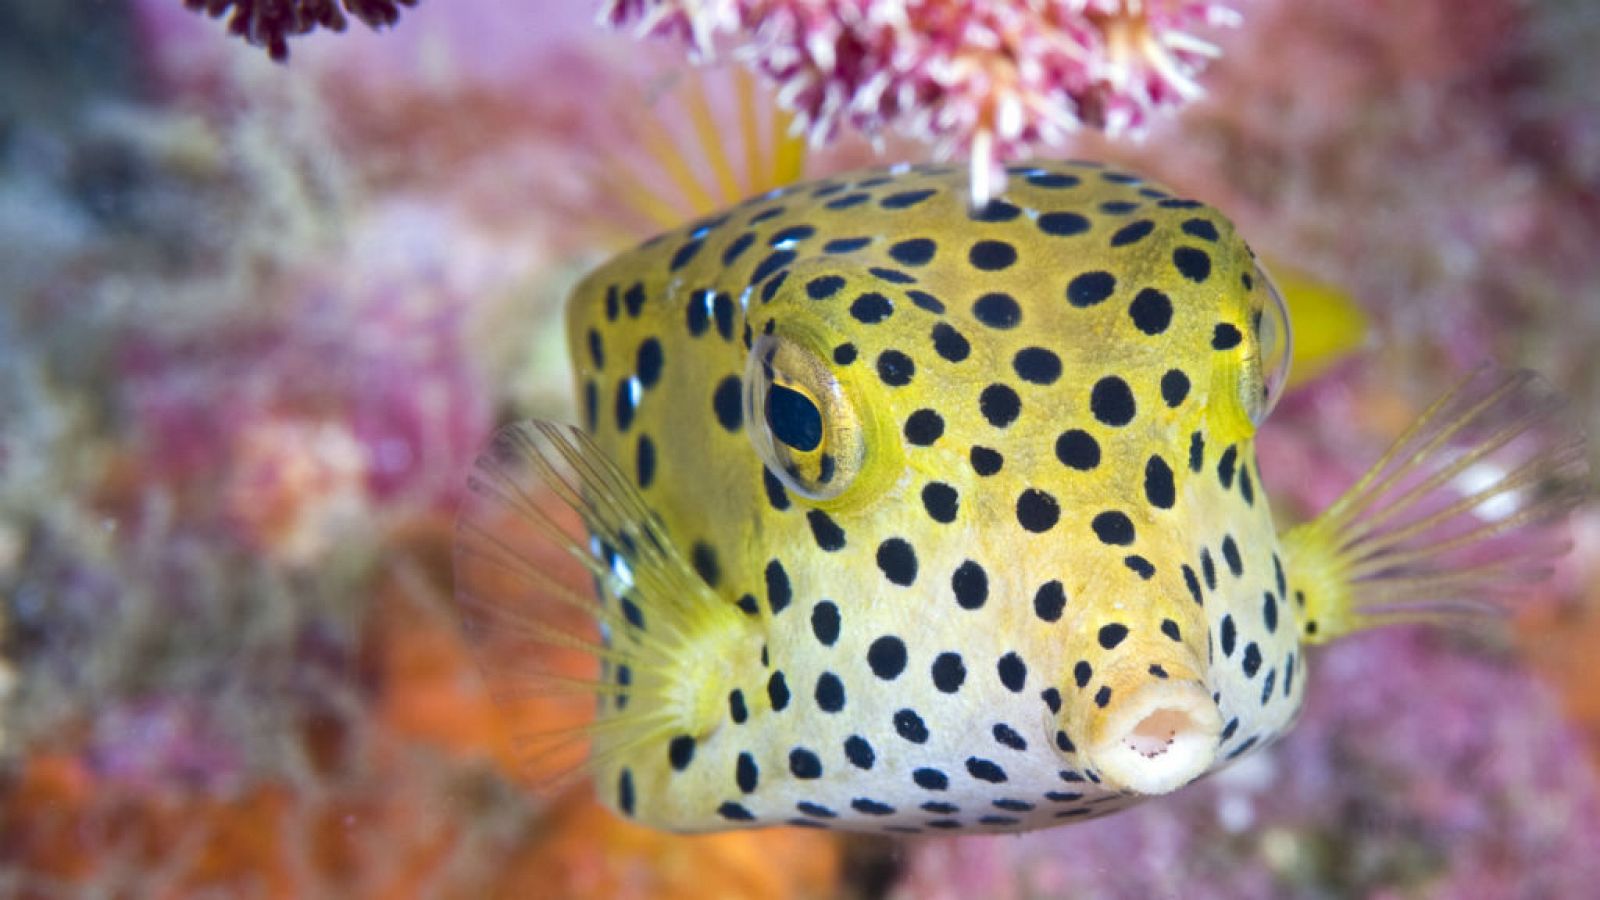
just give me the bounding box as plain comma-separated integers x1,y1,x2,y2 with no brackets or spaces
453,419,754,794
1284,364,1590,641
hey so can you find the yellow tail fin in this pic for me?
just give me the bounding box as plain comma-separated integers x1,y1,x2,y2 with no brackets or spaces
1282,365,1590,642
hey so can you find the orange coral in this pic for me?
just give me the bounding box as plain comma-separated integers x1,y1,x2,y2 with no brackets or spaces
365,518,521,772
2,755,297,896
371,512,846,899
2,487,845,898
3,733,478,897
376,504,601,787
1518,574,1600,763
492,790,840,900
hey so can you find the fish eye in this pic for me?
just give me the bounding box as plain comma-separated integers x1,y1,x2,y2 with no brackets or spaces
744,334,866,501
767,383,823,451
1245,261,1293,426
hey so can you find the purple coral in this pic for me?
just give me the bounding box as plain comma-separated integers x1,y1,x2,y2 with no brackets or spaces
183,0,418,60
117,268,490,564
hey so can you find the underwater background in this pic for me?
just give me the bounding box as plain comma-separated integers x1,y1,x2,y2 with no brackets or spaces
3,0,1600,896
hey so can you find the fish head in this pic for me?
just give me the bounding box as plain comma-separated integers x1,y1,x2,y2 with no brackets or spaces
729,174,1293,794
536,163,1301,831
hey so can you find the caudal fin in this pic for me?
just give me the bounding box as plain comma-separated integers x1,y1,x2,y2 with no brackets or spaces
452,421,754,791
1282,365,1590,642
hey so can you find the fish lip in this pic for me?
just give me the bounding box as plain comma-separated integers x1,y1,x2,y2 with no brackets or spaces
1084,678,1222,796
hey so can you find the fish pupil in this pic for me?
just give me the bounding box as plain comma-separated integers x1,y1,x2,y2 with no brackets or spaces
767,383,824,452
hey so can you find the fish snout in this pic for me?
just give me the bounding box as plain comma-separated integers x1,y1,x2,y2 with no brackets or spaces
1080,666,1221,796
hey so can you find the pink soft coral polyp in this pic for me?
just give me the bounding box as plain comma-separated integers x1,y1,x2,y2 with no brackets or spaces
603,0,1237,199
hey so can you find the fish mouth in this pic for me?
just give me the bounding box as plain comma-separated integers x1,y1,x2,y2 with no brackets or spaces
1085,679,1221,795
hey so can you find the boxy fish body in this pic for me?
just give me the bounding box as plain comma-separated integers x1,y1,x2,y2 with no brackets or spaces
454,161,1588,836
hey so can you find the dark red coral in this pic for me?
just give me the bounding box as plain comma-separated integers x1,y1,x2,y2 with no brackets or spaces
183,0,417,61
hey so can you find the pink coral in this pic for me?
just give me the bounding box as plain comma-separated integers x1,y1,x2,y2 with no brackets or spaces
604,0,1238,200
1104,0,1600,406
117,266,490,564
221,417,372,567
8,0,1599,895
893,631,1600,898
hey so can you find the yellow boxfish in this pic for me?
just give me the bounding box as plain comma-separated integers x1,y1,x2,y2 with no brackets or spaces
455,160,1589,835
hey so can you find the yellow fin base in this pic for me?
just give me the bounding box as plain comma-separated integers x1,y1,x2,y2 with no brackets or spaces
453,420,759,791
1282,365,1589,643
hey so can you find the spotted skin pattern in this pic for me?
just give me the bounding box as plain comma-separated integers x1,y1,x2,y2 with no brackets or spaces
566,161,1308,835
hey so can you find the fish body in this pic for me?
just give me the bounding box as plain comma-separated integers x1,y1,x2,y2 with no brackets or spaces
456,161,1587,836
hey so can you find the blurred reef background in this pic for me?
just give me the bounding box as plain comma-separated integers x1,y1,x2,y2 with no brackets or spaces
3,0,1600,896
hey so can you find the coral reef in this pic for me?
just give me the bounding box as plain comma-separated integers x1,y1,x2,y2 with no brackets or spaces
606,0,1239,200
2,0,1599,896
1109,0,1600,423
893,629,1600,898
2,1,847,894
183,0,417,60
